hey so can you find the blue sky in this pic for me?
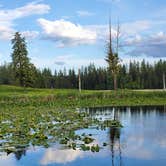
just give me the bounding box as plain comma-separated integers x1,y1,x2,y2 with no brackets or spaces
0,0,166,72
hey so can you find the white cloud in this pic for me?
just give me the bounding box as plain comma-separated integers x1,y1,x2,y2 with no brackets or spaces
98,19,166,57
0,2,50,21
38,19,97,47
121,20,151,35
21,31,39,39
0,2,50,40
0,25,14,40
85,20,154,43
85,24,117,41
126,31,166,57
36,16,166,57
76,10,95,17
37,18,120,47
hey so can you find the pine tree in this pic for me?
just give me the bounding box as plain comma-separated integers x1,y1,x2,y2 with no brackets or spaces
11,32,31,87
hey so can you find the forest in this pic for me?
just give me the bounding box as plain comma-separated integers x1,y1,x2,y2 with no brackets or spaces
0,59,166,90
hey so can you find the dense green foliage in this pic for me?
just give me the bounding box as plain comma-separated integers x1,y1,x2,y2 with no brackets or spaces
11,32,37,87
0,60,166,89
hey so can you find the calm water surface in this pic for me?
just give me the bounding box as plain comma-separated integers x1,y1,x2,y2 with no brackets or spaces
0,106,166,166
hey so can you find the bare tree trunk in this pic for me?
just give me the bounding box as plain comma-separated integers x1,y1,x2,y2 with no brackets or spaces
163,72,166,90
114,74,117,90
78,69,81,92
116,19,120,55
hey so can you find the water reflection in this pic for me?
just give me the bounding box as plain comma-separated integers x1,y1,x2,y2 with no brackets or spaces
82,105,166,164
14,149,26,160
40,148,83,165
0,106,166,166
109,127,122,166
86,105,166,124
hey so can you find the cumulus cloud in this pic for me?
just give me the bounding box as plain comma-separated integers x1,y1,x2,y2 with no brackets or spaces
103,19,166,57
38,18,97,47
37,18,120,47
0,2,50,40
126,31,166,57
76,10,95,17
36,17,154,48
36,16,166,58
85,20,155,44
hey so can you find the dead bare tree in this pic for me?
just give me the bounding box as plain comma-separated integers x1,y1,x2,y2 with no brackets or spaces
105,18,121,90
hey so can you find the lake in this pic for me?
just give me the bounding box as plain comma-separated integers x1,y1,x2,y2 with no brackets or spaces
0,106,166,166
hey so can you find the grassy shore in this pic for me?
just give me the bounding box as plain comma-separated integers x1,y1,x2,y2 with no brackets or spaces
0,85,166,109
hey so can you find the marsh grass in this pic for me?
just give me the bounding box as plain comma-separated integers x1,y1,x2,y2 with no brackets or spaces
0,85,166,109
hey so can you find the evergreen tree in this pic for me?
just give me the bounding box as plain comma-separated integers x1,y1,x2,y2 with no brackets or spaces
0,63,14,84
42,68,53,88
11,32,33,87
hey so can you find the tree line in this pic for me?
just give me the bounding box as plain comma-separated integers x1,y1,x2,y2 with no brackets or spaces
0,59,166,89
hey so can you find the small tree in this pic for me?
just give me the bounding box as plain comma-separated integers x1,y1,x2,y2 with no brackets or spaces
105,19,121,90
11,32,35,87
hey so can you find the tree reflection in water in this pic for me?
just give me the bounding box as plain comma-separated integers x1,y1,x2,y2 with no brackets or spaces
110,127,122,166
14,149,26,160
110,107,122,166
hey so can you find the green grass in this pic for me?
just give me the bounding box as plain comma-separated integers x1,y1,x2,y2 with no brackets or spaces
0,85,166,109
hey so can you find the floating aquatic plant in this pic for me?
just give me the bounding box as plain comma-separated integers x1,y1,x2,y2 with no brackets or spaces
0,106,122,155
